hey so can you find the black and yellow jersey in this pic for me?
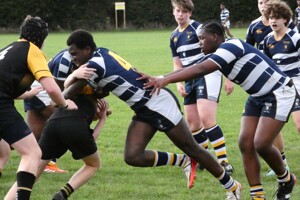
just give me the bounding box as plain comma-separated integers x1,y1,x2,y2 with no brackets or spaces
0,39,52,99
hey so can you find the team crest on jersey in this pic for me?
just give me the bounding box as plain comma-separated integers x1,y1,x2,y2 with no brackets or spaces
256,29,263,34
174,37,178,43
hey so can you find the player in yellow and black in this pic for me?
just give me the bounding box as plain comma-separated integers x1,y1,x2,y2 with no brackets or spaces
1,15,77,200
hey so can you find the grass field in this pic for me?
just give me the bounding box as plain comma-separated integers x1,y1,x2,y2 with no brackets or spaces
0,28,299,199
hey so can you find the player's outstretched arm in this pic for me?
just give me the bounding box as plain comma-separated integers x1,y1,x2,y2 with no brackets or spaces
144,59,219,95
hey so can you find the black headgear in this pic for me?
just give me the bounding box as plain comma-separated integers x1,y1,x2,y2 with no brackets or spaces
20,15,48,48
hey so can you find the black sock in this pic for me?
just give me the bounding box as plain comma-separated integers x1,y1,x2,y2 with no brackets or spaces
60,183,74,198
16,171,36,200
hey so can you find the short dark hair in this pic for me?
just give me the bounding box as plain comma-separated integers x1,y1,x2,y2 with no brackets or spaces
201,19,225,37
19,15,48,48
67,29,96,51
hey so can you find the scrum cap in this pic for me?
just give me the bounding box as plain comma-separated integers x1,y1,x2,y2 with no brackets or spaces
20,15,48,48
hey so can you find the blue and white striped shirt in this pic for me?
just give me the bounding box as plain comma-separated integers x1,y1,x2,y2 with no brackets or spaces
87,48,152,111
209,38,290,97
48,49,75,81
264,29,300,78
170,20,204,67
220,8,230,23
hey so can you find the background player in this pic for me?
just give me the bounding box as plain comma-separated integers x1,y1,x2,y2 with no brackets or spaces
245,0,298,176
220,1,234,38
170,0,234,174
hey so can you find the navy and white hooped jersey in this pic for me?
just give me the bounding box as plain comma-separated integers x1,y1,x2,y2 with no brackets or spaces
209,38,290,97
220,8,230,23
245,17,297,51
86,48,152,111
264,29,300,78
48,49,75,81
170,20,204,67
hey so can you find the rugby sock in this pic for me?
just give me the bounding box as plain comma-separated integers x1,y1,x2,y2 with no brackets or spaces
250,185,265,199
60,183,74,198
205,124,228,163
277,170,290,184
217,170,237,191
152,151,187,167
281,152,287,165
192,127,209,149
16,171,36,200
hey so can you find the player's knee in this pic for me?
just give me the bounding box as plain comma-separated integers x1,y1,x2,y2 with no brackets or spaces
124,152,138,166
253,140,269,155
238,135,254,154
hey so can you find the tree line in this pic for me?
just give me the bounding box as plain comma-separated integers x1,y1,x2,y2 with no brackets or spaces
0,0,297,31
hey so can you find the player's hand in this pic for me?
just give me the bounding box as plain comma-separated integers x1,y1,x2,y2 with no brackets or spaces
176,82,187,97
224,79,234,95
94,98,111,120
64,99,78,110
144,76,168,95
28,86,44,97
134,68,154,82
74,64,96,80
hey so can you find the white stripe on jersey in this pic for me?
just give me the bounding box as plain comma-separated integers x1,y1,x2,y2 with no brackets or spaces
90,56,106,77
177,42,200,52
96,75,148,107
180,54,204,66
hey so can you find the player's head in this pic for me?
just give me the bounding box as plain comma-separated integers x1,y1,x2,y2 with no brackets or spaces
258,0,269,16
297,0,300,6
19,15,48,49
197,19,225,55
171,0,194,12
220,2,225,9
264,0,292,27
171,0,194,25
67,29,96,66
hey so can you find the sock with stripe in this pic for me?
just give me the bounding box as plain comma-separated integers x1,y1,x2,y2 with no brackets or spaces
60,183,74,198
16,171,36,200
152,151,187,167
218,169,237,191
192,128,209,149
277,170,290,184
250,184,265,199
205,124,228,163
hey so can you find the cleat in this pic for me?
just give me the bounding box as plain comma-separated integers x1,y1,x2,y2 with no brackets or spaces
182,157,197,189
274,173,296,200
221,161,234,175
226,181,242,200
52,191,67,200
266,165,290,177
44,162,68,173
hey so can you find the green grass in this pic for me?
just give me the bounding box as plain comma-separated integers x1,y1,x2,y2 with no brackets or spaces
1,28,300,199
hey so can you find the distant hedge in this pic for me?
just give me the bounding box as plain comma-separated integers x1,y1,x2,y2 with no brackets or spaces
0,0,296,31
